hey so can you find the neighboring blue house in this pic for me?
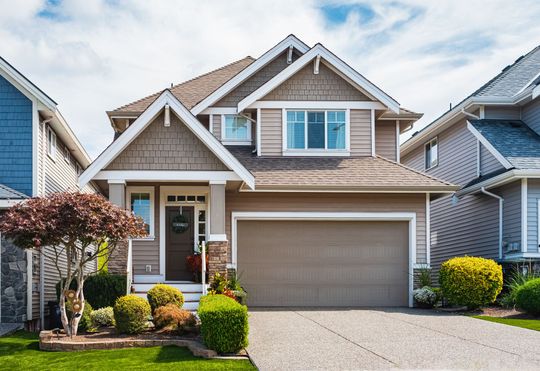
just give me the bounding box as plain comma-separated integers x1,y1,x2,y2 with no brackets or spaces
0,56,99,329
401,45,540,275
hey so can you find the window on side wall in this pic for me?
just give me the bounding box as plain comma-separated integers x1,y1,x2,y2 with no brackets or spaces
128,187,154,237
286,110,346,152
47,127,57,159
222,114,251,143
425,137,438,170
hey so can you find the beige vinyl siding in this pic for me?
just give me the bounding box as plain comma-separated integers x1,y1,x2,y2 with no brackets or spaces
498,181,522,253
260,109,282,156
375,121,397,161
480,143,505,175
211,114,221,140
106,112,228,171
402,120,477,186
522,98,540,135
527,179,540,252
225,192,427,263
484,106,521,120
261,62,371,101
131,185,160,275
215,51,300,107
350,109,372,156
430,194,499,271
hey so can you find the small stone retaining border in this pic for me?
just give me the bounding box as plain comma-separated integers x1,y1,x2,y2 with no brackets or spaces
39,330,217,358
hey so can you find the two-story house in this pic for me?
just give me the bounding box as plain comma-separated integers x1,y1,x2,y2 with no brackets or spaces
0,56,99,329
402,45,540,275
80,35,457,309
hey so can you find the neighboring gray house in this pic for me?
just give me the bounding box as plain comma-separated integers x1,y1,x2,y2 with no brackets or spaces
401,45,540,274
0,56,99,329
80,35,457,310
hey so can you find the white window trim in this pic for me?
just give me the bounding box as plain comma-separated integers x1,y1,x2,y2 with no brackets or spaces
126,186,155,240
424,137,438,170
47,126,57,161
282,109,350,155
230,211,417,307
221,114,252,144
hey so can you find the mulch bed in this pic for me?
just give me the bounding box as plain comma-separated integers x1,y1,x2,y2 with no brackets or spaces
475,306,536,319
48,327,200,343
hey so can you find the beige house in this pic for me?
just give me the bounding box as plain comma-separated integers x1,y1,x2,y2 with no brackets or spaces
80,35,457,309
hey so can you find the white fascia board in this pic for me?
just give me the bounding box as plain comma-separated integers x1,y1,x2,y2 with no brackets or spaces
191,35,310,115
94,170,242,182
457,169,540,196
79,90,255,189
248,101,386,110
466,121,513,169
237,44,400,114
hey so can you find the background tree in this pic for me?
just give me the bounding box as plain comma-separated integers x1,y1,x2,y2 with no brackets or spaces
0,192,146,336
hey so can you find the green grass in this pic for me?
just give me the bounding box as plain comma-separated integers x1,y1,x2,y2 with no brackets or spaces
0,331,255,370
473,315,540,331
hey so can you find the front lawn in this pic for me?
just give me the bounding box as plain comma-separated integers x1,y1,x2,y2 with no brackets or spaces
473,315,540,332
0,331,255,371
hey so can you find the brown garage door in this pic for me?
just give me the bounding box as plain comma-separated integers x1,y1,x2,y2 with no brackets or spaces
237,220,409,307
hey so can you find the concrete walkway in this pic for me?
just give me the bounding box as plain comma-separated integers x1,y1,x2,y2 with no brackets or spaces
247,308,540,370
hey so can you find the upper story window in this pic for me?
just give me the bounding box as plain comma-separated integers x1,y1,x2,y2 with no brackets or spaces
285,110,347,153
425,137,438,170
222,114,251,144
47,127,57,159
127,187,154,237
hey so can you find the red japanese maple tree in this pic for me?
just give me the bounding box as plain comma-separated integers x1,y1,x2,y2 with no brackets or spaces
0,192,146,336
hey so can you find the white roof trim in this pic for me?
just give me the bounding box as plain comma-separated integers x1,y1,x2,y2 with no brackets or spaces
457,169,540,197
190,35,310,115
466,121,513,169
79,90,255,189
237,44,400,114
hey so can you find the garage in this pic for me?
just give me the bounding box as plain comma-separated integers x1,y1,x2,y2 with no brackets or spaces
236,219,410,307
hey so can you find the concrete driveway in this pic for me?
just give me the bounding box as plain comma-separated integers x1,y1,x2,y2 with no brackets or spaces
247,308,540,370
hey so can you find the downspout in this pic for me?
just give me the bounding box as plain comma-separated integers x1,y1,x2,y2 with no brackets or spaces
481,187,504,260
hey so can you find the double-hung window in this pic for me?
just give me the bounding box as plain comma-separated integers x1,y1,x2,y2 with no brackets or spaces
222,114,251,143
286,110,347,152
47,127,57,159
127,187,155,238
425,137,438,170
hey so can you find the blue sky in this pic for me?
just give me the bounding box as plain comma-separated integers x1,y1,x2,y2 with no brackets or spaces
1,0,540,158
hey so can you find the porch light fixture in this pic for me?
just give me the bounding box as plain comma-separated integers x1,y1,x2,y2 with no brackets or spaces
172,205,189,233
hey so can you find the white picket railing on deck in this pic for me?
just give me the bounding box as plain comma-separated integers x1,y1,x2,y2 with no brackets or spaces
126,238,133,294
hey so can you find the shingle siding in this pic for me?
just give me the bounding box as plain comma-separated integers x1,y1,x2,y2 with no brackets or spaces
0,74,33,196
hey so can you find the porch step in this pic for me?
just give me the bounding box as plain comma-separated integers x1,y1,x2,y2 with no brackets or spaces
132,282,204,311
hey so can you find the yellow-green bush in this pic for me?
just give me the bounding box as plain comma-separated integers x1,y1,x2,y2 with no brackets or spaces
439,256,502,309
147,284,184,313
114,295,151,334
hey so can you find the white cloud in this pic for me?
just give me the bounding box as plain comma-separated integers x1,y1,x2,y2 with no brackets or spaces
1,0,540,157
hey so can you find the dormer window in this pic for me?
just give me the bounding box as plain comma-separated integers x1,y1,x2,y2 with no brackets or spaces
425,137,438,170
285,110,348,154
222,114,251,144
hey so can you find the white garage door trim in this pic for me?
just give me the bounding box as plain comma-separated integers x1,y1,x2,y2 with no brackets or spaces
231,211,417,307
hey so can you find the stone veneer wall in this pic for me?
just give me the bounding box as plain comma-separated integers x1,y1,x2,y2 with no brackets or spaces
207,241,228,281
1,237,27,323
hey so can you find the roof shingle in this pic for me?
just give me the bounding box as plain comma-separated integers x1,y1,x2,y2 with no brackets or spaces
0,184,28,200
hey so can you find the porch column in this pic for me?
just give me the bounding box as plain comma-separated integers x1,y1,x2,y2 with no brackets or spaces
107,180,129,275
208,181,228,280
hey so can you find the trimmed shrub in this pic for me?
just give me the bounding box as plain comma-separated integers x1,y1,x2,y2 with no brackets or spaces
56,273,127,309
413,286,437,308
78,302,93,332
90,306,115,328
147,284,184,313
439,256,503,309
114,295,151,334
153,304,196,332
198,294,248,353
515,278,540,316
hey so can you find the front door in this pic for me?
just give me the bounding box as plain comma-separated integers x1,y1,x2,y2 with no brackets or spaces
166,206,195,281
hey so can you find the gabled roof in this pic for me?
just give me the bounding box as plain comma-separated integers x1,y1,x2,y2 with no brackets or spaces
469,119,540,169
228,146,457,192
0,184,28,200
402,44,540,156
80,90,255,189
109,57,255,115
237,43,400,113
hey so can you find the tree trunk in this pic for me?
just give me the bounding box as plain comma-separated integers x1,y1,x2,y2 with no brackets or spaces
59,274,72,337
71,274,85,336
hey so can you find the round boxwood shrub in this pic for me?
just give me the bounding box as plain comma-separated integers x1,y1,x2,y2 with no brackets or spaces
147,284,184,313
153,303,196,332
114,295,151,334
515,278,540,315
439,256,503,309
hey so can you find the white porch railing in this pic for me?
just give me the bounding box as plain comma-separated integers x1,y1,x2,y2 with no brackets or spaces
126,238,133,294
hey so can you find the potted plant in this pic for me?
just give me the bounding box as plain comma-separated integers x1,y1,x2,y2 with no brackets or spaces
185,243,208,283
